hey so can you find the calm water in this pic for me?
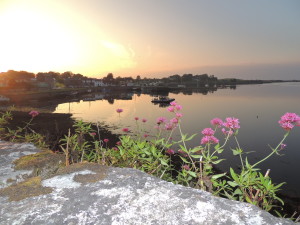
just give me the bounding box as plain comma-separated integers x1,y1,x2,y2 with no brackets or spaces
54,83,300,197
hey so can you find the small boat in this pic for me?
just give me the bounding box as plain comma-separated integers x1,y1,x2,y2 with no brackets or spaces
151,96,175,103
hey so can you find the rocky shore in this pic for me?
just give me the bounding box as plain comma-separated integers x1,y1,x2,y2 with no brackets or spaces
0,110,120,150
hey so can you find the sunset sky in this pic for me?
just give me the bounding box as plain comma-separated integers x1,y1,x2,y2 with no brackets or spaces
0,0,299,79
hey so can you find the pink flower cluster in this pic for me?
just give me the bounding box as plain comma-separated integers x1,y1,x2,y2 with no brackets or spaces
210,117,240,137
278,112,300,131
29,111,39,117
168,101,183,112
156,117,167,125
166,149,175,155
155,101,183,131
200,128,219,145
223,117,240,129
210,118,223,127
116,108,123,113
200,117,241,145
122,128,130,133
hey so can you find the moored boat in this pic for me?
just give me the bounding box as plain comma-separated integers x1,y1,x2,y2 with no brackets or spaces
151,96,175,103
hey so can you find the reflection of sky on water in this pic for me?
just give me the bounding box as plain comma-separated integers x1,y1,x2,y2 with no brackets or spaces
54,83,300,196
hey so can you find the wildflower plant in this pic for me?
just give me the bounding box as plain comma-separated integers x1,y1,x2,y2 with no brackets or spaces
56,103,299,216
0,110,47,149
109,103,299,214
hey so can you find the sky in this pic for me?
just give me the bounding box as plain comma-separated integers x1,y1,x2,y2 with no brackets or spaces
0,0,300,79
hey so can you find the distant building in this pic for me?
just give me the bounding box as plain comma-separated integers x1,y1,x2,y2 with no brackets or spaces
82,78,106,87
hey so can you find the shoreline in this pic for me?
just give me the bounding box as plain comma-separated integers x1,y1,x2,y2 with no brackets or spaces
0,110,120,150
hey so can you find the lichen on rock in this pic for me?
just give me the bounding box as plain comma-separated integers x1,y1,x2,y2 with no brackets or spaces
0,176,52,201
13,150,65,178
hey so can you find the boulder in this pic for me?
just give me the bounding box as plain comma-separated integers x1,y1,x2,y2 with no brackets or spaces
0,141,296,224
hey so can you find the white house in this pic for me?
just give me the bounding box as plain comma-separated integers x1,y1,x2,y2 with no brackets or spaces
83,78,106,87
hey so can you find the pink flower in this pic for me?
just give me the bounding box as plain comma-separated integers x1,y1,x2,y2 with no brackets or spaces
210,136,219,144
280,143,287,150
142,118,147,123
166,149,175,155
116,108,123,113
211,118,223,127
29,111,39,117
167,106,175,112
279,122,294,131
201,128,215,136
182,165,190,170
170,101,177,106
278,112,300,130
112,147,119,151
176,113,183,118
116,141,121,145
201,135,219,145
222,128,234,136
164,123,175,130
223,117,240,129
170,117,179,124
122,128,130,132
134,117,139,121
90,132,96,136
156,117,167,124
175,104,182,111
143,134,149,138
103,139,109,143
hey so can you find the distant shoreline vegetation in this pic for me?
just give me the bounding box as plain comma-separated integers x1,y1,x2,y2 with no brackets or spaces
0,70,299,92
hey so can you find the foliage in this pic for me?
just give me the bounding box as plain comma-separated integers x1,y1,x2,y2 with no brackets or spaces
1,105,299,219
0,111,47,149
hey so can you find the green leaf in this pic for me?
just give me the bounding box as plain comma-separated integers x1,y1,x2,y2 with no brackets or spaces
233,188,243,196
211,173,226,180
228,181,238,187
216,148,224,154
160,159,169,166
186,171,197,177
190,146,203,153
214,143,220,150
213,159,225,164
179,156,189,163
230,168,239,181
185,133,197,141
191,155,202,159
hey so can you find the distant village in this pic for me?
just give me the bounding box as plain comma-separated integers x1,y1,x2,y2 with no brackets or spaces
0,70,290,91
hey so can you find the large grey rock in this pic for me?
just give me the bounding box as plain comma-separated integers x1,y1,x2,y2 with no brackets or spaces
0,141,296,225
